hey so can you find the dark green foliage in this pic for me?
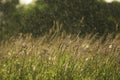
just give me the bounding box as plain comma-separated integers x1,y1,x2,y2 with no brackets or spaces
44,0,120,34
0,0,120,40
0,0,19,40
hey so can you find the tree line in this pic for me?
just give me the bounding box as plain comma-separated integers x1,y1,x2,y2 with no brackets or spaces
0,0,120,40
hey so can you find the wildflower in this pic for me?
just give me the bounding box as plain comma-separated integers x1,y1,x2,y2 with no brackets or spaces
85,45,89,49
109,45,112,49
49,57,52,60
85,58,89,61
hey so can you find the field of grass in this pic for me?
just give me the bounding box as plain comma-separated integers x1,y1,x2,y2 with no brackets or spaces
0,29,120,80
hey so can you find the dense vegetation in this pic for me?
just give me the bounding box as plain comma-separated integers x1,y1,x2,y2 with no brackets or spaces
0,30,120,79
0,0,120,80
0,0,120,40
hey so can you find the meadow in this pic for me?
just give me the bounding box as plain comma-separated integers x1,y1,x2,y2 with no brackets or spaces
0,28,120,80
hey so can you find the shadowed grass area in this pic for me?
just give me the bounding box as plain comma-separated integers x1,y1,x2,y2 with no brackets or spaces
0,32,120,80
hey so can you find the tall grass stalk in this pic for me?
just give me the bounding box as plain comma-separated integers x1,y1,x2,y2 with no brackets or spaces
0,26,120,80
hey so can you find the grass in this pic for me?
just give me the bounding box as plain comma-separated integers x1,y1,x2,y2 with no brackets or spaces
0,28,120,80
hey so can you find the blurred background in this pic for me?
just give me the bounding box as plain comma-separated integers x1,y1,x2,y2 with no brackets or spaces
0,0,120,40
